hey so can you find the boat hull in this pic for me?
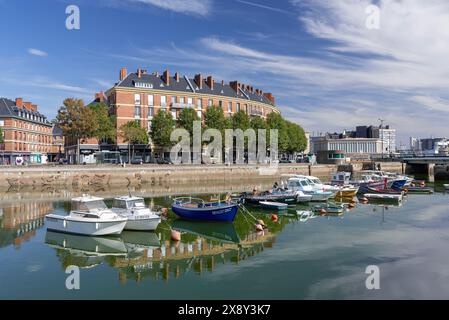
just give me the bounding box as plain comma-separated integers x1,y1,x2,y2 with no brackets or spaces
124,217,161,231
172,204,238,222
45,215,127,236
259,201,288,210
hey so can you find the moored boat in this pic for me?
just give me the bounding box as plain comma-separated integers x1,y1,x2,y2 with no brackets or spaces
241,190,297,204
335,185,359,198
112,196,161,231
286,176,335,201
364,193,403,202
259,201,289,210
45,195,127,236
172,197,238,222
312,203,344,215
444,184,449,190
403,186,434,194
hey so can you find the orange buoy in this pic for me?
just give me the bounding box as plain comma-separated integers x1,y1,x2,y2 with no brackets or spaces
271,214,278,222
319,208,327,214
255,223,264,231
171,229,181,241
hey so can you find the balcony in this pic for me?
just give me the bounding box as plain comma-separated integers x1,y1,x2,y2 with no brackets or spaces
170,103,194,109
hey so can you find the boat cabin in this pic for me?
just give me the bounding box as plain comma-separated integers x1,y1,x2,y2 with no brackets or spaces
113,196,146,210
71,196,108,212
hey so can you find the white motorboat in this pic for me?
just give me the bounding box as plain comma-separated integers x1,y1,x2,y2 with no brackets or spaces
45,195,127,236
112,196,161,231
444,184,449,190
286,176,335,201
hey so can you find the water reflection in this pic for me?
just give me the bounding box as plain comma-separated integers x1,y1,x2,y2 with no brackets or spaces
41,205,294,283
0,201,52,249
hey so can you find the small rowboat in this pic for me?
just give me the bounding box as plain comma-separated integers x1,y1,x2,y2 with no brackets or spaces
241,191,297,204
364,193,403,201
403,186,433,194
312,203,344,214
171,197,238,222
259,201,288,210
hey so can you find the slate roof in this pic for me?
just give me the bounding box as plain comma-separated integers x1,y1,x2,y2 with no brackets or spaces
0,97,51,125
115,72,276,107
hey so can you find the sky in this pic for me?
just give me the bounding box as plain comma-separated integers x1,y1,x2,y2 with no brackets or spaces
1,0,449,147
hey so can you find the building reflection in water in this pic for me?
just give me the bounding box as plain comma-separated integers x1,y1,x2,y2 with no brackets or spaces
0,201,53,249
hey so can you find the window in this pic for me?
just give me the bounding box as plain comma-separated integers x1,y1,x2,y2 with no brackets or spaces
197,98,202,109
171,110,177,120
187,97,193,107
228,102,232,113
244,104,248,114
208,99,213,107
0,120,4,126
134,93,141,105
197,110,202,118
148,106,154,118
219,100,223,108
148,94,154,106
171,96,177,105
161,95,167,107
179,97,185,105
237,103,241,112
148,121,152,132
135,105,141,117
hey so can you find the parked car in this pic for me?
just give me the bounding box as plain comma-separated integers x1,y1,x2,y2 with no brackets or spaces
130,156,143,164
279,158,290,163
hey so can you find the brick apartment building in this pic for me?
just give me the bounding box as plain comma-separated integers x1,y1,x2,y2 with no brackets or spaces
0,97,56,165
73,68,281,163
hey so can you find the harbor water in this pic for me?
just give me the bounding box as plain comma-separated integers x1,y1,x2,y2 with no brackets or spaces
1,181,449,299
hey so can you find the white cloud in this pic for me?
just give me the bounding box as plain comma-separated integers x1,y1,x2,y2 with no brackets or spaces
28,48,48,57
409,96,449,113
128,0,211,16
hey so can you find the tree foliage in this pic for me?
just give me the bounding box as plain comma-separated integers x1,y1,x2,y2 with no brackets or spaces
150,110,175,149
120,121,149,145
266,112,289,153
178,108,200,137
89,102,116,144
0,127,4,144
231,110,251,131
56,98,98,141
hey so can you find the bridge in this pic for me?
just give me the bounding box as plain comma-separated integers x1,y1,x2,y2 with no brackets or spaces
399,155,449,182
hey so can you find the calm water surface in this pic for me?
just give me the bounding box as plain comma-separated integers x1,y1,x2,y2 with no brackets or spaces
1,183,449,299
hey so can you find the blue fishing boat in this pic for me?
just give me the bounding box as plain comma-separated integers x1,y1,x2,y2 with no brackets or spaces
171,197,239,222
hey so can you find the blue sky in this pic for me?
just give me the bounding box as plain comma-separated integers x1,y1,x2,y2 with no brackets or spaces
1,0,449,146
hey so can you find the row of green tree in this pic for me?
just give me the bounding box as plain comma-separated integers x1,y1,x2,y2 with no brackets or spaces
55,98,307,163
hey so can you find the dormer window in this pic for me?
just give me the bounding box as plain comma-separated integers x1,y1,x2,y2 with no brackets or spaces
134,82,153,89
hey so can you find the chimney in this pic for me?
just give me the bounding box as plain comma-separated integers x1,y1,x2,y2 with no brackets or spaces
246,85,250,91
230,81,240,92
194,74,203,89
31,104,38,112
137,68,143,78
24,102,32,110
154,71,160,77
15,98,23,108
163,69,170,86
221,80,224,86
255,89,260,95
174,72,180,82
264,92,275,104
207,76,214,90
119,67,127,81
95,91,104,102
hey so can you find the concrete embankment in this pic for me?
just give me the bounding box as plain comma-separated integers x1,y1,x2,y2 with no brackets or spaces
0,162,404,189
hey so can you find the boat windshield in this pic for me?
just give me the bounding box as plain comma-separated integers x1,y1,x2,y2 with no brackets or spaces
72,200,107,211
113,199,145,209
311,178,322,185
